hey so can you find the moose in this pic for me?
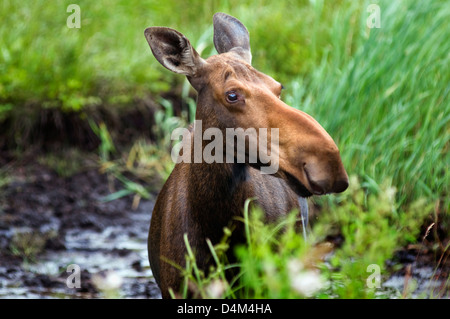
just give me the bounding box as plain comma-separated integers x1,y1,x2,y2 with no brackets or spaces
144,13,348,298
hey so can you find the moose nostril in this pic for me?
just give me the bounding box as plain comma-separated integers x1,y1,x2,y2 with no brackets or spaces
333,179,349,193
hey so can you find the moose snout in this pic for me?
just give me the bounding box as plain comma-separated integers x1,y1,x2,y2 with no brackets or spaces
307,175,349,195
279,105,349,196
303,157,349,195
332,177,349,193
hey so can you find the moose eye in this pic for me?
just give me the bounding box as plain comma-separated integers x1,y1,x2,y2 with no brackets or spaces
225,91,239,103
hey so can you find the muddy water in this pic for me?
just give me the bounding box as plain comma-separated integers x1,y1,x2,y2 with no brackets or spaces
0,166,161,299
381,250,449,298
0,208,160,298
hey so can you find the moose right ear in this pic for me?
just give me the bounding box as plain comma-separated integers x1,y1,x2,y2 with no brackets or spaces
213,13,252,64
144,27,205,77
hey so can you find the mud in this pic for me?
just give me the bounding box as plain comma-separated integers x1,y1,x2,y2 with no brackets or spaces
0,163,161,298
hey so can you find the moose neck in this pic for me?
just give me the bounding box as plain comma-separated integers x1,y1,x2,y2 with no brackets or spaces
187,156,248,249
188,160,247,206
186,119,248,212
186,95,249,237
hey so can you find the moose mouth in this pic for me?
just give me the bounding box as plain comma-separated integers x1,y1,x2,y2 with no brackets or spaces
285,171,313,198
248,160,328,197
248,162,312,197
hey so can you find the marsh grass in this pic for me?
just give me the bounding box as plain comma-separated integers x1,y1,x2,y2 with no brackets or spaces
93,98,181,203
173,176,436,299
9,230,52,263
283,0,449,207
0,0,344,113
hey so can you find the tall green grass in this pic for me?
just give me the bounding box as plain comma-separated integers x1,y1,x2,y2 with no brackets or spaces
0,0,168,112
284,0,449,207
0,0,354,112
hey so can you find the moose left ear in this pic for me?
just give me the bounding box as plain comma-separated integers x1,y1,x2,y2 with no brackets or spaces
213,13,252,64
144,27,205,77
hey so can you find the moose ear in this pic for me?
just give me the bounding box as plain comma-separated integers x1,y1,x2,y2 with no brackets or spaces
144,27,205,76
213,13,252,64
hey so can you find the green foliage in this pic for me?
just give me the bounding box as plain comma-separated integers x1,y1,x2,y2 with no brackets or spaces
88,117,177,203
314,176,433,298
176,176,433,299
89,126,156,203
9,231,51,263
168,231,236,299
0,0,361,115
0,0,169,113
284,0,449,208
235,202,318,299
88,120,116,162
92,98,181,203
154,98,188,150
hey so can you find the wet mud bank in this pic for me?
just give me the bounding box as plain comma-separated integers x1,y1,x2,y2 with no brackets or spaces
0,164,161,298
